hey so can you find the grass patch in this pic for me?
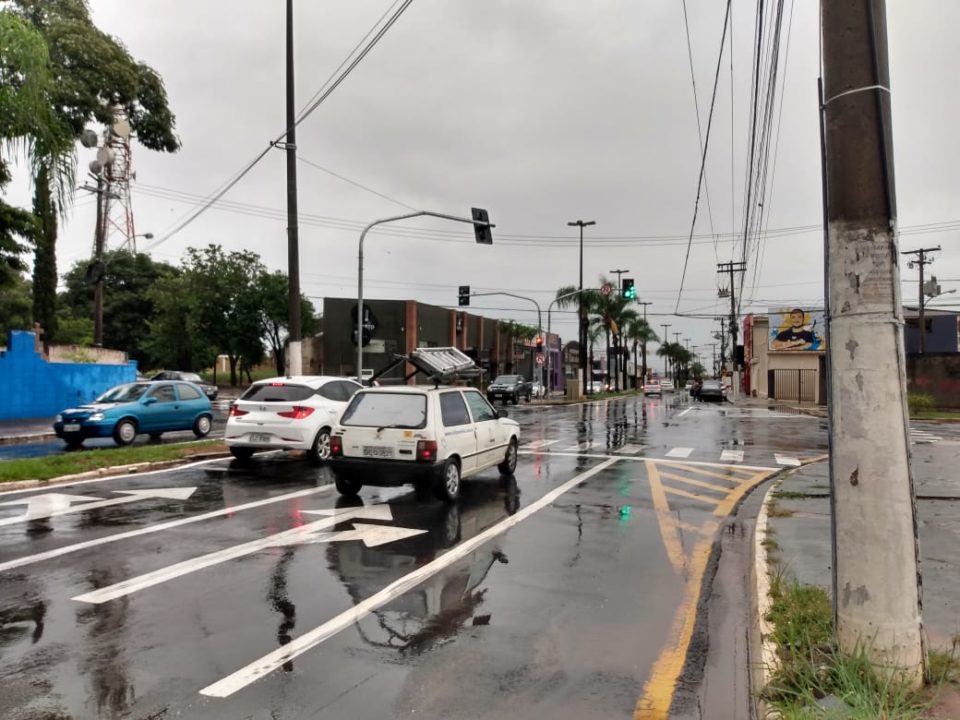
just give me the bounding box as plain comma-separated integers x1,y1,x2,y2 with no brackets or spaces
762,576,955,718
908,393,936,415
911,410,960,421
0,440,225,483
767,499,795,518
773,490,815,500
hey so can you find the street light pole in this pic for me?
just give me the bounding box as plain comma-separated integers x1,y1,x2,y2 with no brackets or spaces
285,0,303,375
660,323,671,378
568,220,595,395
547,288,585,396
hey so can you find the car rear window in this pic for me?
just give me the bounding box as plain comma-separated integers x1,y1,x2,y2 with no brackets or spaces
493,376,520,384
340,392,427,429
240,383,314,402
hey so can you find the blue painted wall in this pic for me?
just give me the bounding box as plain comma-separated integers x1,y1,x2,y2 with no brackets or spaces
0,331,138,421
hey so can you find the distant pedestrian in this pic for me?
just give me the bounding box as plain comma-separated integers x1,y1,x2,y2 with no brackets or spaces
692,379,703,402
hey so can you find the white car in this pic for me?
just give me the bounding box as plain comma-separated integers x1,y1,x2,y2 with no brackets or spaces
660,379,676,392
329,385,521,503
225,376,362,463
643,381,662,396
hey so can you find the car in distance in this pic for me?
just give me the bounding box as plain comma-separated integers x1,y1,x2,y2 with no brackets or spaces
486,374,530,404
224,376,362,463
329,385,521,503
150,370,219,400
660,379,676,393
699,379,727,402
53,381,213,447
643,381,662,396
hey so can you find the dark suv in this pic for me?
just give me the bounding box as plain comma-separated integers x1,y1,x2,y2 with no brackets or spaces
486,374,530,404
150,371,218,400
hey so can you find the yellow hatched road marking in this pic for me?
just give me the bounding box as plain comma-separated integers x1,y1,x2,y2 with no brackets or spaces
646,461,686,574
663,486,721,505
658,471,731,495
713,468,776,517
656,460,755,481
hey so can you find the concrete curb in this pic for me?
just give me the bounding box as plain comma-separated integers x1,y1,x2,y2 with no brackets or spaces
751,474,784,719
0,432,57,446
0,451,231,492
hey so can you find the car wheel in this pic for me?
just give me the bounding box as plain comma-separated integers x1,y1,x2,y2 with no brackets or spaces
334,473,363,497
498,438,519,476
511,393,519,405
65,438,83,450
193,415,212,438
308,427,331,465
113,419,137,446
434,459,461,503
230,446,255,462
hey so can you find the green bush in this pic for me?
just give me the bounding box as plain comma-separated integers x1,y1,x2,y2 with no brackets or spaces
907,393,935,414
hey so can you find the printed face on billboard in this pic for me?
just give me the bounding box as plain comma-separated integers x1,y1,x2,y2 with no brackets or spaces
768,308,825,351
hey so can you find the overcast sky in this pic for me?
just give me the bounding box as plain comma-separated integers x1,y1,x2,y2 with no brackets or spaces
7,0,960,359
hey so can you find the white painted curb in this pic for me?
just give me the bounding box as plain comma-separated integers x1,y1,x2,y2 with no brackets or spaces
753,476,782,712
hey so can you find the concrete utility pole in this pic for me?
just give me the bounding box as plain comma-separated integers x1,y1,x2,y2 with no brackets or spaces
660,323,671,378
609,268,630,290
901,246,940,354
92,174,106,347
569,220,596,394
285,0,303,375
717,261,746,371
822,0,924,683
638,300,652,382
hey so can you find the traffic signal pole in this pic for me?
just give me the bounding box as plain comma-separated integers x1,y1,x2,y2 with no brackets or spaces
469,291,543,389
822,0,924,683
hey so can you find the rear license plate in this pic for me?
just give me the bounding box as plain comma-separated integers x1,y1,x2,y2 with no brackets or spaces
363,445,393,458
63,423,81,432
249,433,271,443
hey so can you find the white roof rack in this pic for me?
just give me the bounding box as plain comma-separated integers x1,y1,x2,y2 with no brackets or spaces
370,346,479,386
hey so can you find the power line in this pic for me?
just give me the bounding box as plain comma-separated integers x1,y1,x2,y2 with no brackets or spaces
296,155,418,211
674,0,733,313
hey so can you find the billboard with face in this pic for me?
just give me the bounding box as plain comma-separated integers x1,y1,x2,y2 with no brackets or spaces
768,308,826,351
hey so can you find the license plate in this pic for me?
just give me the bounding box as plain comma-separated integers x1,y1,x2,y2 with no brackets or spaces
249,433,271,443
63,423,81,432
363,445,393,458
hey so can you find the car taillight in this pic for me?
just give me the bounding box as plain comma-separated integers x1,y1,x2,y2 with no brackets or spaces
416,440,438,462
330,436,343,457
229,405,248,417
277,406,314,419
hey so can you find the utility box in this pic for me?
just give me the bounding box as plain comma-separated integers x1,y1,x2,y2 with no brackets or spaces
566,377,584,400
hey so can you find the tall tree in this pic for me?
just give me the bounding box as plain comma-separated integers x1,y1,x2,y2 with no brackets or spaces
0,270,33,337
144,273,216,373
31,163,57,344
626,319,658,387
257,270,316,376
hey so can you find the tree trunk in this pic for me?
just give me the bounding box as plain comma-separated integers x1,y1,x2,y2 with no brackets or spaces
604,328,611,389
641,341,648,384
228,354,239,387
32,165,58,350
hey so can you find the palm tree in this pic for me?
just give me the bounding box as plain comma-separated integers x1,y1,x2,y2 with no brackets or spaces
498,319,537,374
586,321,603,391
626,319,658,387
588,277,638,392
555,284,601,391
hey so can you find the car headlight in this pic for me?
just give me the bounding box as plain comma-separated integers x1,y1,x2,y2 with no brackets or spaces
55,414,63,422
88,413,105,421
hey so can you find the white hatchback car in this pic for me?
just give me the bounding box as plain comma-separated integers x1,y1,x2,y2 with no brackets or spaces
225,376,362,463
329,385,521,503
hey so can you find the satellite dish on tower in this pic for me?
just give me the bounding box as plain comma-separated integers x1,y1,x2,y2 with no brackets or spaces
80,128,99,148
96,146,114,167
111,119,131,138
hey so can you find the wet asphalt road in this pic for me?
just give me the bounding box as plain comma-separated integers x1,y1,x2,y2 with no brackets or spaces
0,394,845,719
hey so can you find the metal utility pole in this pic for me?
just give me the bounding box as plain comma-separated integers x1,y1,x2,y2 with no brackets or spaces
822,0,924,683
285,0,303,375
660,323,671,378
637,300,652,383
901,246,940,354
92,174,106,347
609,268,630,290
717,261,746,371
569,220,596,394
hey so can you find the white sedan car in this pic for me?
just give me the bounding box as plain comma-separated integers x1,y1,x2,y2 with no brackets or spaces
225,376,362,463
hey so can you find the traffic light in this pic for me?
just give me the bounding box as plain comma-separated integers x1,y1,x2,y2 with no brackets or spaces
535,335,544,354
622,278,636,300
471,207,493,245
458,285,470,306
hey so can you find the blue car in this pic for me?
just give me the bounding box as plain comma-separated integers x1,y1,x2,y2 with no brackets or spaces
53,381,213,448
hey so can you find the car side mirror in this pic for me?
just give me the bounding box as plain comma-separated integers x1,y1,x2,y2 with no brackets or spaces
143,397,157,405
497,408,508,419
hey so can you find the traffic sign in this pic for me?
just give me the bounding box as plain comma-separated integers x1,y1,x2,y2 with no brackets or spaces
600,283,612,296
535,353,545,365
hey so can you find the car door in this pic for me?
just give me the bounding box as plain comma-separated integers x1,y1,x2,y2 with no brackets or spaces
174,383,205,429
141,383,178,431
438,390,478,475
462,390,503,472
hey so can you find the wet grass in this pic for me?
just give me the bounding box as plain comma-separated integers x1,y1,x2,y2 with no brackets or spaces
762,575,959,718
0,440,226,483
773,490,815,500
767,499,795,518
911,410,960,421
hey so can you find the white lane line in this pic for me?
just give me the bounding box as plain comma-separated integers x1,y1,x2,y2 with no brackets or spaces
678,407,694,417
665,447,694,458
0,456,227,496
774,454,801,467
0,485,333,575
72,505,396,604
199,456,621,698
720,449,744,463
522,439,560,450
518,450,776,472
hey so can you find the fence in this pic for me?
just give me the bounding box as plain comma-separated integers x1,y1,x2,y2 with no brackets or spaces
768,368,817,403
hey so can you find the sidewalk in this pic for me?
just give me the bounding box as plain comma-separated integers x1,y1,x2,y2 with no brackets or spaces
0,417,57,445
758,456,960,715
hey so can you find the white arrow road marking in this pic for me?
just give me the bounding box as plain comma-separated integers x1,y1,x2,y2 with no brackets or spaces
0,487,197,528
199,457,620,698
720,449,744,463
270,523,426,549
666,447,694,458
72,504,400,604
774,454,801,467
0,485,334,575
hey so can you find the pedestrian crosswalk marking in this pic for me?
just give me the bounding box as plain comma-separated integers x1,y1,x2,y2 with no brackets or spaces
909,429,941,445
720,449,744,463
615,443,646,455
658,471,731,495
561,441,601,452
665,447,694,458
774,454,801,467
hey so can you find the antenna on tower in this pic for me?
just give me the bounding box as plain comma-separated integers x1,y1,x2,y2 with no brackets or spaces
100,107,140,252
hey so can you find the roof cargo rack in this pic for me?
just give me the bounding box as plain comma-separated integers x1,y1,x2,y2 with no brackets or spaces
369,347,480,387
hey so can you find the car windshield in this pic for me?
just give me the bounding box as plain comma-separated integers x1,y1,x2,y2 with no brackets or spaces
95,383,151,403
493,376,520,384
340,392,427,429
240,383,315,402
181,372,203,383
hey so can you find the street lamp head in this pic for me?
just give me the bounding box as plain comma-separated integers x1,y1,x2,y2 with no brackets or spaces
567,220,596,227
142,232,154,239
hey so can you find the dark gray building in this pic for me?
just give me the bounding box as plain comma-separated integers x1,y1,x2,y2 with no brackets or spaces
903,308,959,354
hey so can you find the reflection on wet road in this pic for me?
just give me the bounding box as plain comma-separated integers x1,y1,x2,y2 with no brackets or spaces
0,394,830,719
